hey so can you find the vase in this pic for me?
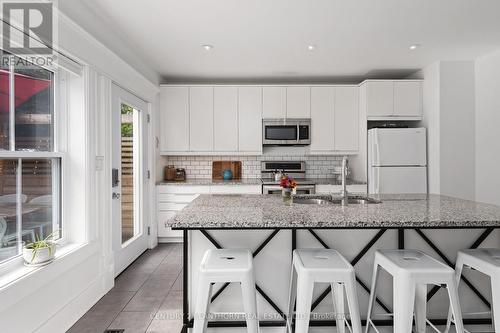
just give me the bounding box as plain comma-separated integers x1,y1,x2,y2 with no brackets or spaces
282,188,293,206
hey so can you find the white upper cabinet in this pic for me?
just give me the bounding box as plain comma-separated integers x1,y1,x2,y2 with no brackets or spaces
363,80,422,120
394,81,422,117
214,87,238,151
160,86,189,152
262,86,286,118
365,81,394,117
310,87,335,152
238,87,263,153
334,87,359,151
286,86,311,118
310,86,359,153
189,87,213,151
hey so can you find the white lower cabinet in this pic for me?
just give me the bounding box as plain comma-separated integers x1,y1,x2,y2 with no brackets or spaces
157,184,262,242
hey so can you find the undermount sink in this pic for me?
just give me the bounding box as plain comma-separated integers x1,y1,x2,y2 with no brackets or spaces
294,196,381,205
293,198,333,205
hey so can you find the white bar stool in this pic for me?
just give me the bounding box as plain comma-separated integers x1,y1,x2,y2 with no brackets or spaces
366,249,464,333
445,248,500,333
287,249,362,333
193,249,260,333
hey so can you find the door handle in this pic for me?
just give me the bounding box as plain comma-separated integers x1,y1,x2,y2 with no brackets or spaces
112,192,121,200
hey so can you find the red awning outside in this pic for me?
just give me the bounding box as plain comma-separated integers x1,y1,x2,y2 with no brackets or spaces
0,69,51,113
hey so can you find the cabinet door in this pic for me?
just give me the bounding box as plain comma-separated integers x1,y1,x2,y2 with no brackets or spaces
310,87,335,152
334,87,359,151
189,87,213,151
366,81,394,117
286,86,310,118
160,87,189,152
214,87,238,151
238,87,263,153
394,81,422,117
262,86,286,118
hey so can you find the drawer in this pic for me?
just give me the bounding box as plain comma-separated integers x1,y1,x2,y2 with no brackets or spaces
157,211,183,238
210,185,261,194
157,202,189,211
157,193,199,203
157,185,210,194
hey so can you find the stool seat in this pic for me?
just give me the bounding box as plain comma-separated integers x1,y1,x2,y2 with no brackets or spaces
194,249,259,333
201,248,253,274
288,249,362,333
376,249,455,280
366,249,464,333
457,248,500,275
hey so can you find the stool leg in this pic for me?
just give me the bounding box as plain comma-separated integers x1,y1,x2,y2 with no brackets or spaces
193,280,213,333
393,279,416,332
286,265,297,333
447,279,464,333
414,284,427,333
241,276,260,333
295,275,314,333
332,283,345,333
365,264,379,333
491,277,500,333
344,276,363,333
445,257,464,333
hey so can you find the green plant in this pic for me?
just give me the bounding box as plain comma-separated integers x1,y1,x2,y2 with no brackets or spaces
25,230,59,263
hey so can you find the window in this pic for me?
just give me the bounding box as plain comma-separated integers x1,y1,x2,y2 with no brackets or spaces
0,52,61,264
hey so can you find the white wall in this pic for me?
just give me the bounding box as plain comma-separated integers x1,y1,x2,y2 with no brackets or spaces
475,49,500,205
0,12,159,333
416,61,475,200
439,61,476,200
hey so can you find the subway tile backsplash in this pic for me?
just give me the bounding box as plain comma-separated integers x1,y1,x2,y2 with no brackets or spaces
160,155,343,180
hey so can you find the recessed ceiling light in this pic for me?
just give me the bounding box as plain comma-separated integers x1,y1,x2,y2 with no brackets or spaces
307,45,316,51
409,44,420,50
202,44,213,51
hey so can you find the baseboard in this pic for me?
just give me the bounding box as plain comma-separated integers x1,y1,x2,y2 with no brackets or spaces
35,275,107,333
158,237,183,243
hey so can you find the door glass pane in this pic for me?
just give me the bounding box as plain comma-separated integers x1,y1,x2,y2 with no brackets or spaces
22,158,60,241
0,55,10,151
14,58,54,151
121,103,138,243
0,159,19,263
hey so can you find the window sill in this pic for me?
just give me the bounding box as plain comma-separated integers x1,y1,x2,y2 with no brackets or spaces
0,241,100,312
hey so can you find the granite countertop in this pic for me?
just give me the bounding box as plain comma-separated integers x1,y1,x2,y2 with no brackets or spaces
168,194,500,229
158,179,263,186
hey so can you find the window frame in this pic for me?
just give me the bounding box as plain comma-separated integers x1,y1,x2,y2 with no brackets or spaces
0,53,65,267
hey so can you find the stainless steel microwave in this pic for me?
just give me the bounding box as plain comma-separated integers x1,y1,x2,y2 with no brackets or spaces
262,119,311,145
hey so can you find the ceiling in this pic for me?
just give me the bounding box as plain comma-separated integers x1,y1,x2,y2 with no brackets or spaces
59,0,500,84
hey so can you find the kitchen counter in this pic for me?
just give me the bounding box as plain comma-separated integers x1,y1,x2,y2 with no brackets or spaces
169,193,500,229
157,178,263,186
175,193,500,332
158,178,366,186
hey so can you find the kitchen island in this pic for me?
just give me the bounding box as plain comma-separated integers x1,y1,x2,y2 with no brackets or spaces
169,194,500,332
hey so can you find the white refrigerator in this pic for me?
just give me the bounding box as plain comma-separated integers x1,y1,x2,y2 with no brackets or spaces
368,128,427,194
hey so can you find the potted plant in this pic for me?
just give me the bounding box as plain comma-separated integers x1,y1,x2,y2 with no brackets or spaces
280,175,297,206
23,231,58,266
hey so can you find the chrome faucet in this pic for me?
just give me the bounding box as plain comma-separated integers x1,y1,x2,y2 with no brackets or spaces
340,156,349,205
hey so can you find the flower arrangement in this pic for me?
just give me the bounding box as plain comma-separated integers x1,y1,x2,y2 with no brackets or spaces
280,175,296,205
280,175,297,189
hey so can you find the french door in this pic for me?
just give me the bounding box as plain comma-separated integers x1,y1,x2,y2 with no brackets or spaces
111,84,149,276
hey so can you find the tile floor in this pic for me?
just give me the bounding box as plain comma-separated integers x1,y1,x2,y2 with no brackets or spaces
68,243,183,333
